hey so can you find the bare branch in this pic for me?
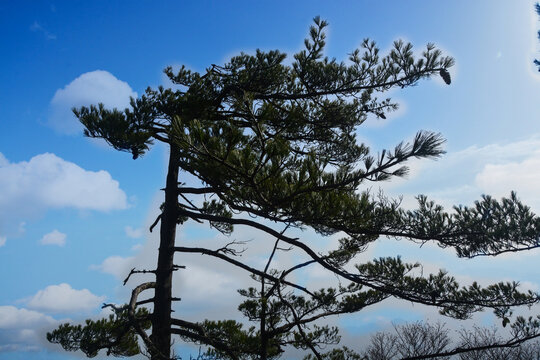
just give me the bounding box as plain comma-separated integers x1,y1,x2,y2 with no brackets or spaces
217,240,249,256
178,186,216,194
128,282,156,354
123,268,156,286
149,214,161,233
175,245,316,297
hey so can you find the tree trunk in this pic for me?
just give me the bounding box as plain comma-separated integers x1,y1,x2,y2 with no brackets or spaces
260,281,268,360
151,144,179,360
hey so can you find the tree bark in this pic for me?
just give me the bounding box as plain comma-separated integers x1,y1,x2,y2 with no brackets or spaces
260,281,268,360
151,144,179,360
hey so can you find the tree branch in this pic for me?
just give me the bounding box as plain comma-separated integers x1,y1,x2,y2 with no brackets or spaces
177,208,540,314
123,268,156,286
128,282,156,355
149,214,161,233
170,319,240,360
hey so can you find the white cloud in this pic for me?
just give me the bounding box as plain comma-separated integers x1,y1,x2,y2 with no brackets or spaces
91,255,136,279
131,244,143,251
26,283,105,314
0,152,127,237
475,154,540,205
49,70,137,134
0,153,8,167
125,226,143,239
178,263,237,300
30,21,56,40
0,236,5,247
39,230,66,246
0,306,57,353
383,135,540,211
0,306,56,329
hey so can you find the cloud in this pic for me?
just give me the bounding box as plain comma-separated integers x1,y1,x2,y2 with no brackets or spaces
178,263,237,302
0,153,8,167
0,236,5,247
49,70,137,134
30,21,56,40
125,226,143,239
39,230,66,246
475,155,540,205
0,152,127,237
0,306,56,329
0,306,57,353
383,135,540,212
131,244,143,251
91,255,136,279
25,283,105,314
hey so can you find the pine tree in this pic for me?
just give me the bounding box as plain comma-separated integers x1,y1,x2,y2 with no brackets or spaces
47,18,540,360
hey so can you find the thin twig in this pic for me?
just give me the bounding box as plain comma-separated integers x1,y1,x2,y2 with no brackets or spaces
123,268,156,286
149,214,162,233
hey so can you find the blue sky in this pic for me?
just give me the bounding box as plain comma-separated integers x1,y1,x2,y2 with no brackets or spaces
2,1,540,359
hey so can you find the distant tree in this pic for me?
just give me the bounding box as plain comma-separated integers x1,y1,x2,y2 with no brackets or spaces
47,17,540,360
360,322,451,360
457,326,523,360
357,321,540,360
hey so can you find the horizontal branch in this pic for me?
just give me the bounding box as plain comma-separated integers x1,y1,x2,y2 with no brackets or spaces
466,244,540,258
177,208,539,313
174,245,316,297
237,67,447,101
135,298,154,307
178,186,216,194
123,268,156,285
267,294,387,338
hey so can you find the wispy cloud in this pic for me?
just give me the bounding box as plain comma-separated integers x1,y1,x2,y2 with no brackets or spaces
90,255,136,279
39,230,66,247
383,134,540,212
125,226,143,239
30,21,56,40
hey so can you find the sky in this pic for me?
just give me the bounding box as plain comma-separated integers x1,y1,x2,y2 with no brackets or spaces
2,1,540,359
